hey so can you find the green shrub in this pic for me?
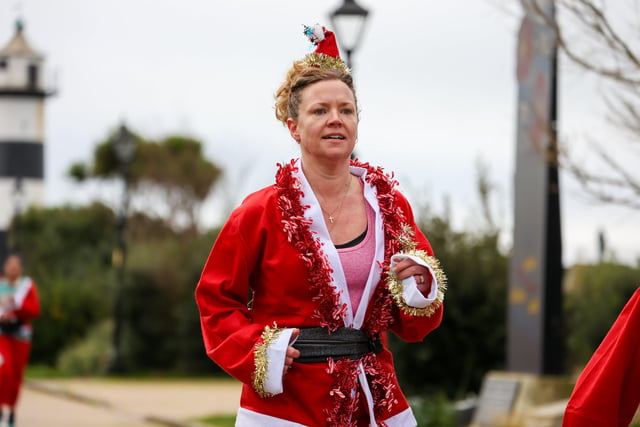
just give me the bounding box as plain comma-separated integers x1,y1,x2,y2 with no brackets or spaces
564,263,640,371
409,393,456,427
17,203,117,365
119,231,223,374
391,213,508,399
56,320,112,376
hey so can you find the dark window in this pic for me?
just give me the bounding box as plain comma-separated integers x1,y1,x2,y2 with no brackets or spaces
0,58,7,68
28,64,38,89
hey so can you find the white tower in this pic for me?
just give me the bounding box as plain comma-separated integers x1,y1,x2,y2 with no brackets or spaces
0,19,53,261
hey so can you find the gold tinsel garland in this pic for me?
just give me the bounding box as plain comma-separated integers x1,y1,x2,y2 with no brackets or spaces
386,250,447,317
301,53,351,74
252,323,284,398
386,224,447,317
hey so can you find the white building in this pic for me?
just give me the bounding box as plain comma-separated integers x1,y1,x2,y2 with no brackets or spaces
0,19,54,262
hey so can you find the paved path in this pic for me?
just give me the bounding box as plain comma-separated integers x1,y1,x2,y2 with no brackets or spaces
17,378,241,427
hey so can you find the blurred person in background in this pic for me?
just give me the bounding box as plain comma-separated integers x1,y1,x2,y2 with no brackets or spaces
196,24,447,426
0,254,41,427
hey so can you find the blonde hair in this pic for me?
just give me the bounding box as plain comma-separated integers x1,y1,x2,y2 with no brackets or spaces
274,60,357,125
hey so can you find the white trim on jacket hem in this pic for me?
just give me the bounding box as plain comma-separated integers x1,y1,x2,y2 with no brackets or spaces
235,407,308,426
384,406,418,426
234,406,417,427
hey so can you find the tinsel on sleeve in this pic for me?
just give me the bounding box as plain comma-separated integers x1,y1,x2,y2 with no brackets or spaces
386,249,447,317
385,224,447,316
252,323,285,398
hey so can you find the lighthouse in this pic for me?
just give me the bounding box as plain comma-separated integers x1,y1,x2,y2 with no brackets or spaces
0,19,53,262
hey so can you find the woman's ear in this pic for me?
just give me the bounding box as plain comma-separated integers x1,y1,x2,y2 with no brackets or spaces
286,118,300,143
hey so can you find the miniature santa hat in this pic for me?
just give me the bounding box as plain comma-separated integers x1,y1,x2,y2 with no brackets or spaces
562,288,640,426
301,24,350,73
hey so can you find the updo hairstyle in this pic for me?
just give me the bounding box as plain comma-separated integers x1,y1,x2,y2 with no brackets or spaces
274,61,358,125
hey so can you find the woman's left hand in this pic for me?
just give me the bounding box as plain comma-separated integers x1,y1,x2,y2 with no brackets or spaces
284,329,301,376
391,258,431,296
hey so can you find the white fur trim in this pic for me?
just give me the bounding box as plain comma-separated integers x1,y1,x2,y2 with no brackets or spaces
384,407,418,426
390,254,438,308
13,277,32,308
235,400,417,426
235,407,307,426
263,328,296,396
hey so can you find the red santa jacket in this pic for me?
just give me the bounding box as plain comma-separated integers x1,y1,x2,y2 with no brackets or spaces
1,276,40,341
196,159,446,426
563,288,640,427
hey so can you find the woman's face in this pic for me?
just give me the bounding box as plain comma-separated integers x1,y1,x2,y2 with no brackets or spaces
287,79,358,163
4,256,22,282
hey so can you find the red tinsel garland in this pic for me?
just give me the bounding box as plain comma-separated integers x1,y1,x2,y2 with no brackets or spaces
274,158,408,425
275,159,347,332
324,357,361,427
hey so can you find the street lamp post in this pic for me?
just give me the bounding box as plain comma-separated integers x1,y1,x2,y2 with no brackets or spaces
329,0,370,70
109,123,137,373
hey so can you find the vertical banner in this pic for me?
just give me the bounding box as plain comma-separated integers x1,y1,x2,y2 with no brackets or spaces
508,0,563,374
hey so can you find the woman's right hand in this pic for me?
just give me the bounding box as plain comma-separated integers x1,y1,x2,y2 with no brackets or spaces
284,329,301,376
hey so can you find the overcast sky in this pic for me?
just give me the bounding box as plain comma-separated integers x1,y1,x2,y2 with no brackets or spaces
1,0,638,266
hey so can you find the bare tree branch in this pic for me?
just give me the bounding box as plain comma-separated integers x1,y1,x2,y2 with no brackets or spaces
521,0,640,209
528,0,640,84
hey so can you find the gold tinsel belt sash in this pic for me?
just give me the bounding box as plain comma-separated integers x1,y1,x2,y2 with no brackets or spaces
293,327,382,364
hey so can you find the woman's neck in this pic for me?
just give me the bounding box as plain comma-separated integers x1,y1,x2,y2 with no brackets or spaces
300,157,352,199
5,277,19,286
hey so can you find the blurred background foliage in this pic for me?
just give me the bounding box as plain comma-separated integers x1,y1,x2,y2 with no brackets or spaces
390,209,509,399
69,131,222,233
9,130,640,412
14,201,223,376
563,263,640,375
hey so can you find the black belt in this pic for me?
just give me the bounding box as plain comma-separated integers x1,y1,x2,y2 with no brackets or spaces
0,320,22,334
293,327,382,364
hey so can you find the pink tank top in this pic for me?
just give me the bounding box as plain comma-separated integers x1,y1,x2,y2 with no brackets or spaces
337,203,376,315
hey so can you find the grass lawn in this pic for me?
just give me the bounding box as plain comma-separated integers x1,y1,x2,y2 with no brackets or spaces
25,364,68,378
196,414,236,426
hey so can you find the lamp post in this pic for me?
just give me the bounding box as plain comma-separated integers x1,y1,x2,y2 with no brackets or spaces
329,0,370,70
109,123,137,373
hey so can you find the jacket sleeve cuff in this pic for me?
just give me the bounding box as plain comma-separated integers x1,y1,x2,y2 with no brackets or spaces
252,324,295,397
387,251,447,317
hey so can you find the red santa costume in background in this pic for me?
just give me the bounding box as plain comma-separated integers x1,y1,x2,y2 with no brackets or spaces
562,287,640,427
196,154,446,425
0,273,41,408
